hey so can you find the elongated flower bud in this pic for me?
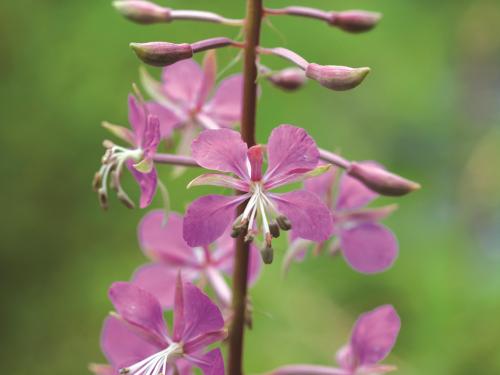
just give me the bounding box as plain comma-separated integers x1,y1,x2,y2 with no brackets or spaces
113,1,171,24
306,63,370,91
267,67,307,91
348,162,421,196
329,10,382,33
130,42,193,67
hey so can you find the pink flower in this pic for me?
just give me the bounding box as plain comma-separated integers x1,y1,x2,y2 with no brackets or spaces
141,52,243,158
268,305,401,375
99,277,226,375
285,163,398,274
95,95,174,209
182,125,333,253
131,210,262,309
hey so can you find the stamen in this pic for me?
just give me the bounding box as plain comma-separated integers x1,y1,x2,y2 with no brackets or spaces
269,222,280,238
119,343,183,375
276,215,292,231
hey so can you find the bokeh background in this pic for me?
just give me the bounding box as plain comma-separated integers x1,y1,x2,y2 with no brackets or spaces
2,0,500,374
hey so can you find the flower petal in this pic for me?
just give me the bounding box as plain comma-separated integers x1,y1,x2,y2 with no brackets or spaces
145,101,181,139
191,129,250,180
265,125,320,183
128,94,146,144
127,161,157,209
336,162,382,211
100,316,158,371
162,59,203,107
176,281,225,343
183,194,250,246
350,305,401,367
340,223,398,274
131,263,180,309
271,190,333,242
304,166,338,204
141,115,161,159
196,51,217,108
269,365,349,375
193,348,225,375
212,233,262,286
138,211,197,267
203,74,243,127
108,282,168,345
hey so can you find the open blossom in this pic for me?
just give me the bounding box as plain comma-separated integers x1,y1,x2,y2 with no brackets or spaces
182,125,333,256
141,51,243,159
268,305,401,375
94,95,174,209
285,164,398,274
132,210,261,309
96,277,225,375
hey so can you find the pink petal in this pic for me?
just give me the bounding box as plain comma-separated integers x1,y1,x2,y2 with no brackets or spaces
183,194,249,246
181,282,225,342
127,161,157,209
304,166,337,204
196,51,217,108
162,59,203,107
141,115,160,158
191,129,250,180
108,282,168,345
213,233,262,286
101,316,159,371
145,101,181,139
269,365,349,375
203,74,243,127
271,190,333,242
265,125,320,183
138,211,198,267
128,94,146,144
350,305,401,367
356,364,397,375
131,263,179,309
340,223,398,274
336,162,382,211
193,348,225,375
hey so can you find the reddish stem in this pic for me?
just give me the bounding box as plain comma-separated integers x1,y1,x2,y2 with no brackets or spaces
227,1,262,375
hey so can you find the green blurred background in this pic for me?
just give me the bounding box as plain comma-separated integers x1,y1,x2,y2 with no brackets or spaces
2,0,500,374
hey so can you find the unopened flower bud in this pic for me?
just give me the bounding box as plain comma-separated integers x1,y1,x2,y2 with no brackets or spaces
348,162,421,196
306,63,370,91
329,10,382,33
130,42,193,67
261,245,274,265
267,68,307,91
269,222,281,238
112,1,171,24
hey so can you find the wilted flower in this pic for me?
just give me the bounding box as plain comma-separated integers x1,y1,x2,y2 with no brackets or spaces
94,95,174,209
132,210,261,308
267,305,400,375
141,52,243,161
183,125,333,260
285,163,398,274
96,277,225,375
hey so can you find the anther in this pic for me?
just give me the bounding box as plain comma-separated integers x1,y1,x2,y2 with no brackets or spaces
261,245,274,265
119,368,130,374
98,188,109,210
231,218,248,238
269,222,280,238
276,215,292,231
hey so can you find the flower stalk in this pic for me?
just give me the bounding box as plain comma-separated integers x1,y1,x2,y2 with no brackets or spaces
228,0,262,374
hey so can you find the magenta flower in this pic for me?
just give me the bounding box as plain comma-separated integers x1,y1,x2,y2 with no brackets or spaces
268,305,401,375
141,52,243,157
285,163,398,274
95,95,174,209
182,125,333,254
99,277,225,375
132,210,261,309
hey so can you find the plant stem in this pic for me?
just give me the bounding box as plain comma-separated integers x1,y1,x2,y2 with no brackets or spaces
228,1,262,375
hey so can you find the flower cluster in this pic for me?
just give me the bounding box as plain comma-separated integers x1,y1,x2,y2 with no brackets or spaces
90,1,421,375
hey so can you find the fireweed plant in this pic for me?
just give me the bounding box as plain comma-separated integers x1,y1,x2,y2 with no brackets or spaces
91,1,421,375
